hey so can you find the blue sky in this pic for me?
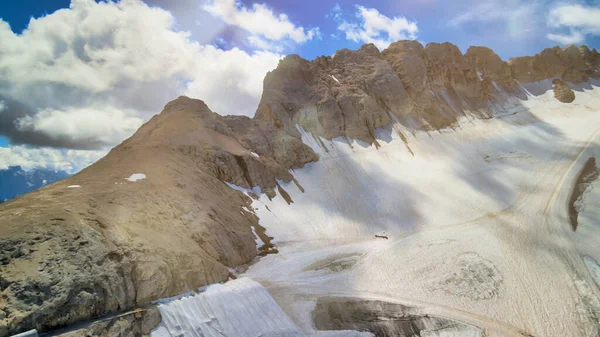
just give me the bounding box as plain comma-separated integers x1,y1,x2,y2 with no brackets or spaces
0,0,599,172
2,0,599,61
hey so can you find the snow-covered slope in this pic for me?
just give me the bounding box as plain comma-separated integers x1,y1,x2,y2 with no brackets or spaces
151,278,304,337
147,81,600,337
242,80,600,243
237,81,600,337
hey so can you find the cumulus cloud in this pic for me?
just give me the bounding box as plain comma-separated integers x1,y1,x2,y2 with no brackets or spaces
333,5,418,50
203,0,319,50
14,106,144,149
0,145,107,173
0,0,293,172
184,47,282,114
0,0,290,171
546,4,600,44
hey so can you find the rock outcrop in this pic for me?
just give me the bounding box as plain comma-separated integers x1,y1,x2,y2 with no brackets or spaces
1,41,599,337
57,307,161,337
464,46,518,93
553,78,576,103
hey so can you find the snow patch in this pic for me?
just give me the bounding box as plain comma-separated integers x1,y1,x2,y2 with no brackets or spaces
151,278,303,337
67,185,81,188
330,75,340,84
152,291,197,305
126,173,146,182
224,181,262,196
251,151,260,158
251,226,265,249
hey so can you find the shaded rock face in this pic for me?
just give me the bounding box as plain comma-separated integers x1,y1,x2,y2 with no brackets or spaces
0,41,599,337
464,46,517,95
553,78,576,103
255,45,413,143
569,157,599,231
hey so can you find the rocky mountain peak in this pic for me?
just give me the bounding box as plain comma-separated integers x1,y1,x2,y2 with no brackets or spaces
162,95,210,113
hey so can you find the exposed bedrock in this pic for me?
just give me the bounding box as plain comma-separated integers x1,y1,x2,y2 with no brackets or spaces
553,78,576,103
0,41,599,336
51,307,161,337
569,157,599,231
312,297,484,337
256,42,599,140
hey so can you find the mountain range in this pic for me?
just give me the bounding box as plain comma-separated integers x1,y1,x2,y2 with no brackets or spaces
0,166,70,203
0,41,600,337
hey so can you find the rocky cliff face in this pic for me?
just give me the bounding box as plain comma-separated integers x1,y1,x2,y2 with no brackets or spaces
256,42,599,140
508,45,600,83
0,41,599,336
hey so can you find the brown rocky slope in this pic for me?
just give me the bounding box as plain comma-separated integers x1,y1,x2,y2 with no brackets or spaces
0,41,599,336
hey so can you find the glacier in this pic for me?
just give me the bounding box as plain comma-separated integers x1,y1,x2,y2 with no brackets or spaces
153,80,600,337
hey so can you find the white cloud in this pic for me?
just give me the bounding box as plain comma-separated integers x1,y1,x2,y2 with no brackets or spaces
449,1,600,45
0,145,107,173
184,47,283,115
548,5,600,34
447,0,540,39
546,30,585,44
203,0,319,50
0,0,283,171
335,5,418,50
14,106,144,146
546,4,600,44
248,35,282,52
